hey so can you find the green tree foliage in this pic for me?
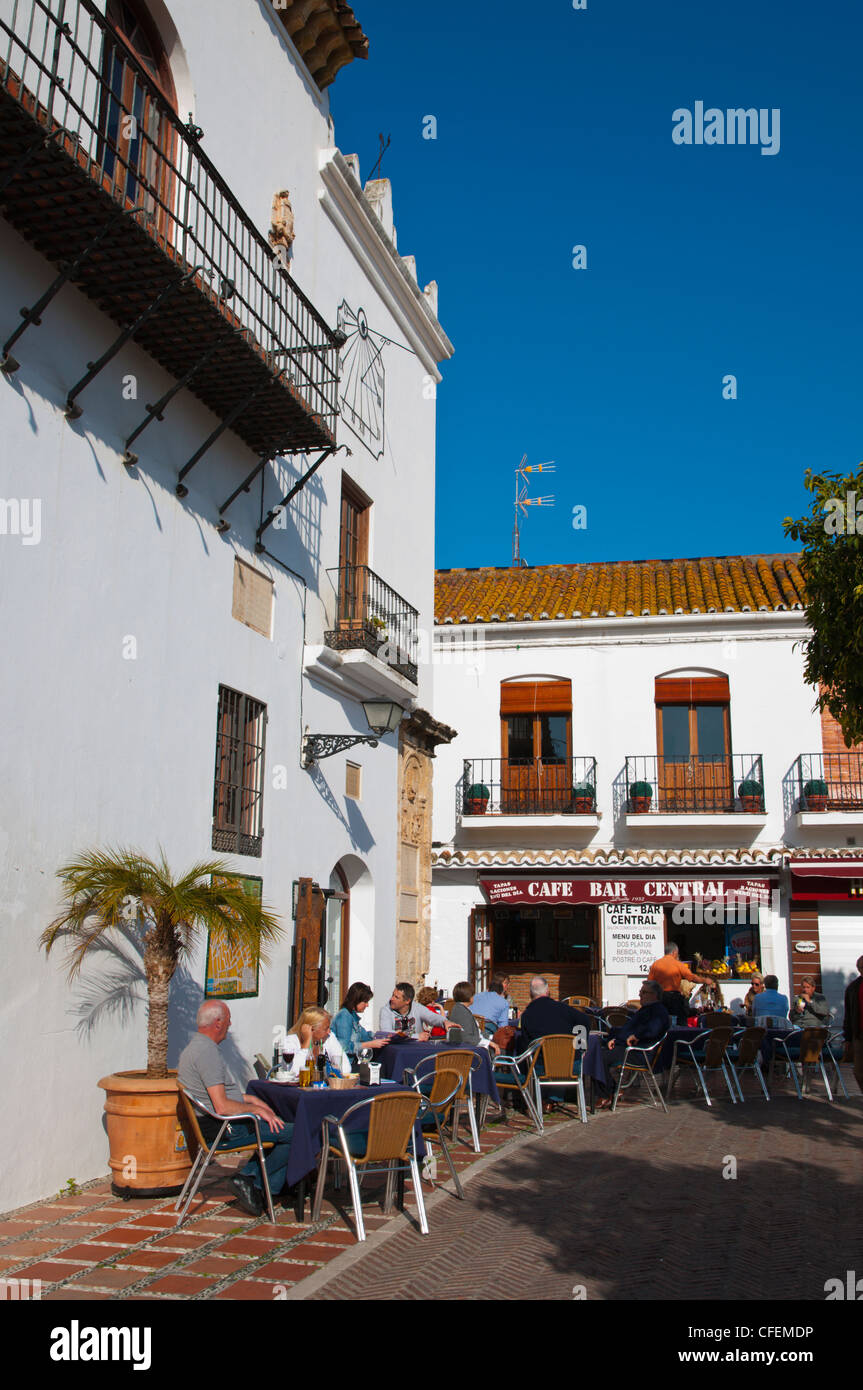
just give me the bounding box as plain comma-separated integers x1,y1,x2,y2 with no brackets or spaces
783,463,863,747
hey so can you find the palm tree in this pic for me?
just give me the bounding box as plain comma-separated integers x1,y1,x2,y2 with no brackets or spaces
41,848,284,1078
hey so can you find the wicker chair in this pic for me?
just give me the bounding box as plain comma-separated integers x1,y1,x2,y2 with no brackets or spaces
403,1063,466,1199
310,1090,426,1242
727,1026,770,1101
772,1027,835,1101
532,1033,589,1122
603,1008,631,1028
493,1039,544,1134
700,1011,733,1029
610,1036,668,1113
174,1085,276,1227
564,995,598,1008
666,1027,738,1105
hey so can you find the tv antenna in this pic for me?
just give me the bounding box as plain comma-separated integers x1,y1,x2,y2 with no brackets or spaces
512,454,555,567
369,133,391,181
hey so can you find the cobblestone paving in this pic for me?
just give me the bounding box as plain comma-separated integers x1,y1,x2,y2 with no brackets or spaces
0,1107,563,1301
308,1081,863,1302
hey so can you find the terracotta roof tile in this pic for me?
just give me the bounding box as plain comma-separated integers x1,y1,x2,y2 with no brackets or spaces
435,555,805,624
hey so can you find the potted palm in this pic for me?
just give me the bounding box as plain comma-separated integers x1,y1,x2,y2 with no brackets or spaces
803,778,829,811
629,780,653,813
572,782,596,813
463,783,491,815
41,848,282,1198
738,779,764,812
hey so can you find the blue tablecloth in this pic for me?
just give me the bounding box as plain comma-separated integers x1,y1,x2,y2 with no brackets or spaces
378,1040,499,1104
247,1079,425,1188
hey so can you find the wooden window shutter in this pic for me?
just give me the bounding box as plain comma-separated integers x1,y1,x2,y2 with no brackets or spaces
232,559,274,639
654,677,729,705
500,680,572,713
345,762,362,799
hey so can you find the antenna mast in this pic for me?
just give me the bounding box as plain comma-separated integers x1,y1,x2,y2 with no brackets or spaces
512,454,555,567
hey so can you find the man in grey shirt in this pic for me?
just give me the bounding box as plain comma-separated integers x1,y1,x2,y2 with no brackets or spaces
378,982,443,1038
178,1000,293,1218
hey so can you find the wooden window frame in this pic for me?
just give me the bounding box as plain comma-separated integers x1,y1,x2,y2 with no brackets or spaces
337,474,371,627
211,685,267,858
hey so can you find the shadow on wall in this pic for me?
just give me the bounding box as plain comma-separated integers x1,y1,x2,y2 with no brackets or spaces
822,965,857,1020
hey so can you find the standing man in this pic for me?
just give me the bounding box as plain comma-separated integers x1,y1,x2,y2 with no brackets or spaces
648,941,714,1020
843,954,863,1095
178,1000,293,1217
378,982,443,1038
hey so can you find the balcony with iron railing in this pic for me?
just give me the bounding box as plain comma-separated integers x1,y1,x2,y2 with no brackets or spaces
622,754,766,823
0,0,340,469
457,757,600,824
785,753,863,823
325,565,419,685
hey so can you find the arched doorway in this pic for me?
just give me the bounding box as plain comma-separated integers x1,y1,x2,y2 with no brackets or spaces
323,864,350,1012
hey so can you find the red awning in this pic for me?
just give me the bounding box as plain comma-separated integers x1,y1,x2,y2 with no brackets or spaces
790,862,863,878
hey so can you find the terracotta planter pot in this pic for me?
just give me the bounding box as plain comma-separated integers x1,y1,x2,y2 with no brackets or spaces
740,796,763,813
574,797,595,813
464,798,489,815
630,797,651,813
97,1070,191,1199
805,795,828,811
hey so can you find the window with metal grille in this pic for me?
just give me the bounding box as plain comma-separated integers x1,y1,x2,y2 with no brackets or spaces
212,686,267,857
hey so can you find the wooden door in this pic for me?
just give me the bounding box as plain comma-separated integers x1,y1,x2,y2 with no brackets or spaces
337,476,370,628
501,711,572,813
657,704,731,811
469,907,490,993
292,877,326,1020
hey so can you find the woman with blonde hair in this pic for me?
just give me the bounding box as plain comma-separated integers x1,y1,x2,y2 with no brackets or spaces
282,1006,351,1077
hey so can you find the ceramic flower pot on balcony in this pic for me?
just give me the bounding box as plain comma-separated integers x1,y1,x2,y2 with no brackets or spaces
629,781,653,813
738,779,764,813
464,783,490,815
572,783,596,813
803,779,828,811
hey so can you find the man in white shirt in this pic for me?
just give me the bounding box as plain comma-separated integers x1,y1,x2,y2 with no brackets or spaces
378,982,443,1038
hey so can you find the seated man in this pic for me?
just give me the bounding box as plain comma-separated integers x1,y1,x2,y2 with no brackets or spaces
378,981,443,1039
469,971,512,1037
596,980,669,1106
751,974,791,1025
789,976,830,1029
178,1000,293,1217
516,976,594,1051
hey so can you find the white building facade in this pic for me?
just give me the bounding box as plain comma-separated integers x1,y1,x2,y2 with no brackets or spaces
0,0,452,1209
429,558,863,1020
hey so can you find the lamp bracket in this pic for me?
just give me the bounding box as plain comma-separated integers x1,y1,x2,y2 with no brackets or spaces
302,733,378,768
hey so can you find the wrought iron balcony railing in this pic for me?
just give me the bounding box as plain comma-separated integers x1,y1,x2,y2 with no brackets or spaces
458,758,599,817
0,0,340,463
325,565,419,684
624,755,765,814
787,753,863,813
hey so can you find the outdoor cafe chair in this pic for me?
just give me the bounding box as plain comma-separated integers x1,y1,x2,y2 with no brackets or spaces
603,1008,632,1027
564,995,598,1008
700,1011,733,1029
174,1085,276,1227
430,1048,483,1152
532,1032,590,1123
666,1027,738,1106
825,1030,850,1099
493,1038,544,1135
611,1036,668,1114
771,1027,835,1101
403,1063,467,1199
727,1026,770,1101
310,1090,427,1243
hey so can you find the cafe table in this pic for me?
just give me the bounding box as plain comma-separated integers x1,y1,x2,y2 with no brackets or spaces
378,1039,499,1102
247,1077,425,1219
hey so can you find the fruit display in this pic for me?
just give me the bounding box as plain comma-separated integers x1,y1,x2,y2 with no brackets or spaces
692,951,759,979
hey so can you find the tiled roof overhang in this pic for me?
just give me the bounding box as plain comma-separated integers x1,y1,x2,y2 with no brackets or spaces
274,1,369,90
434,554,805,625
432,847,787,870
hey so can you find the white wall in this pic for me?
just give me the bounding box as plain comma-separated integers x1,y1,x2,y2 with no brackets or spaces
0,0,449,1209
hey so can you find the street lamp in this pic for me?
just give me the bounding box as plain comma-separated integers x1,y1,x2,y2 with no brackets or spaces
302,700,404,768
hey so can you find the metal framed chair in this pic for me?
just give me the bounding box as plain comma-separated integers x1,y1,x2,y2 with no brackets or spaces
666,1027,737,1106
310,1090,426,1242
531,1033,589,1123
403,1062,467,1199
772,1027,835,1101
624,999,641,1009
493,1039,544,1134
422,1048,483,1152
563,995,598,1008
174,1085,276,1226
825,1030,850,1099
611,1036,668,1113
603,1008,632,1027
727,1026,770,1101
700,1011,733,1029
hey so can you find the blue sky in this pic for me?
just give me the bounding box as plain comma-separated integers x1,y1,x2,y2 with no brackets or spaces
330,0,863,570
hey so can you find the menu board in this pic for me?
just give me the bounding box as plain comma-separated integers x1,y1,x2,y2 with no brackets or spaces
602,903,664,976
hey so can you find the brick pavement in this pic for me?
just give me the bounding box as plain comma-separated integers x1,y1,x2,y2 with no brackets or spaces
0,1105,560,1301
1,1077,859,1302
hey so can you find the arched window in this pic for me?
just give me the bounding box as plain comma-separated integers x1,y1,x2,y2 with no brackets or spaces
655,673,731,811
100,0,178,243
